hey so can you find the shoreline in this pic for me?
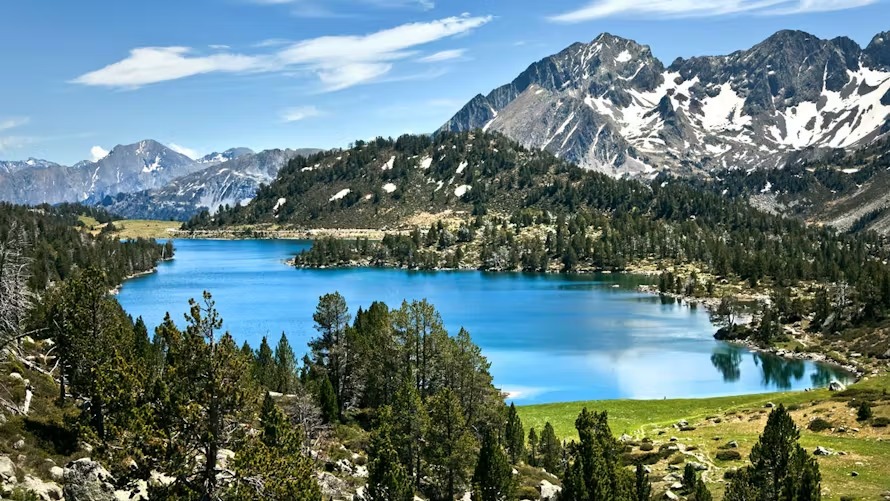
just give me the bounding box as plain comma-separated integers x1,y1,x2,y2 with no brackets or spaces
108,257,174,295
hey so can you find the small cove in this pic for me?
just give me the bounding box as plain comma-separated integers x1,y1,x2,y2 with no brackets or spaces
116,239,852,404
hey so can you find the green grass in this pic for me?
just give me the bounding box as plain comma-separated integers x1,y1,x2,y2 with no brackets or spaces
519,390,828,439
519,372,890,500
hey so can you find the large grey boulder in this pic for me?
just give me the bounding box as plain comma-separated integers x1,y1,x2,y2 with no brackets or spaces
63,458,116,501
540,479,561,500
828,380,847,392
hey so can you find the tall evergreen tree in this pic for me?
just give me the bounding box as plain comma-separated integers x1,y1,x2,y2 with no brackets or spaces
367,407,414,501
539,422,562,474
425,388,477,501
273,332,299,394
559,409,633,501
725,405,821,500
310,292,354,416
254,336,276,389
633,463,651,501
392,380,428,490
472,431,514,501
317,374,339,424
528,428,539,467
505,402,525,464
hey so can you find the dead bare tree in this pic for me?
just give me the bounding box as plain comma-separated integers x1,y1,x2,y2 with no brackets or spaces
0,221,34,353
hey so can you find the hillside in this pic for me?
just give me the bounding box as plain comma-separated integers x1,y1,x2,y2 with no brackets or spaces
442,30,890,176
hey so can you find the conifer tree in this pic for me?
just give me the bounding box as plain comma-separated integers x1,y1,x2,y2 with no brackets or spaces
425,388,477,500
367,407,414,501
318,374,339,424
392,380,428,489
254,336,276,389
539,422,562,474
528,427,539,467
505,402,525,464
472,431,514,501
725,404,821,500
634,463,651,501
559,409,633,501
273,332,299,394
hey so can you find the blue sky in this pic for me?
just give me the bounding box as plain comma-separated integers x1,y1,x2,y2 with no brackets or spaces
0,0,888,164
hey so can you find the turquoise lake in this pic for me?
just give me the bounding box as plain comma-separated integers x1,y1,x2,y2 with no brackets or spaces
116,239,852,404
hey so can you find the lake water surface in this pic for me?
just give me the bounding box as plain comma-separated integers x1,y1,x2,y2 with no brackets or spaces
117,239,851,404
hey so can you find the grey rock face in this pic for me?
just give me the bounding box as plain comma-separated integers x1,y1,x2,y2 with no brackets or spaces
98,148,320,220
0,140,199,205
442,30,890,176
63,458,116,501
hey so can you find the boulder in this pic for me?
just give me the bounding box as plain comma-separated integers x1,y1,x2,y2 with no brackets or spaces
63,458,116,501
727,440,739,448
49,466,64,482
540,479,561,500
317,471,348,500
0,455,16,483
664,490,679,500
688,461,708,471
619,434,634,443
21,475,62,500
12,438,25,450
814,446,833,456
828,381,847,392
765,402,775,408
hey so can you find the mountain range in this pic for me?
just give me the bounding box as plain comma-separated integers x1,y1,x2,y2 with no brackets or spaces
0,141,320,220
3,29,890,224
441,29,890,177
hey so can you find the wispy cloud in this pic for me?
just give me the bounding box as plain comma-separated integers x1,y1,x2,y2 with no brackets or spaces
0,117,32,153
418,49,466,63
0,117,29,132
71,14,492,92
169,143,200,159
281,105,324,122
549,0,878,22
90,145,109,161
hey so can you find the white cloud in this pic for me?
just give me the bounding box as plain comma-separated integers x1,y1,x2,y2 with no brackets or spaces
90,145,109,161
418,49,466,63
0,117,29,132
549,0,878,22
281,105,324,122
72,15,492,91
209,44,231,50
169,143,200,159
0,117,32,152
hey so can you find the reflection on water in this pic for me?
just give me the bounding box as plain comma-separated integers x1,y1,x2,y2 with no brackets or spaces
711,345,743,382
711,344,850,390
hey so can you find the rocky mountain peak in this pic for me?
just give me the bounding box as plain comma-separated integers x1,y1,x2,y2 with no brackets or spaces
442,29,890,177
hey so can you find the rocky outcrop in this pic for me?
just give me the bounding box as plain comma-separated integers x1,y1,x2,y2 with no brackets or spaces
63,458,116,501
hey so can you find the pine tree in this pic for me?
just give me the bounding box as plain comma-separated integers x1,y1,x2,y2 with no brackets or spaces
690,478,712,501
633,463,651,501
539,422,562,474
229,395,321,500
528,428,539,467
273,332,299,394
318,374,339,424
472,431,514,501
425,388,477,501
254,336,276,389
367,407,413,501
559,409,633,501
725,405,821,500
310,292,353,416
505,402,525,464
392,380,428,490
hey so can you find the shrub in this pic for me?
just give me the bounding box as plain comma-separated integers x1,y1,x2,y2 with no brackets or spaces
856,402,873,422
807,418,833,432
715,450,742,461
639,442,654,452
872,417,889,428
516,485,540,500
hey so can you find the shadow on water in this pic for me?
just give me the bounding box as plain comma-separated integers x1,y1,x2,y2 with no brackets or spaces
711,344,852,390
